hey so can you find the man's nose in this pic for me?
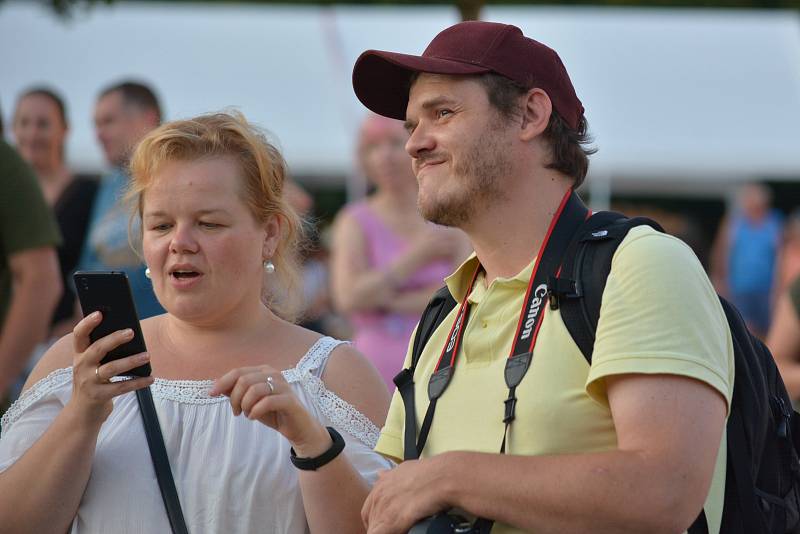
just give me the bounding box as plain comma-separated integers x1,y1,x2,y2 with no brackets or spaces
405,122,435,159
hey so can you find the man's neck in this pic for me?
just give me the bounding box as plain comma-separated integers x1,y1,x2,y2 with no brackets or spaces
464,170,573,286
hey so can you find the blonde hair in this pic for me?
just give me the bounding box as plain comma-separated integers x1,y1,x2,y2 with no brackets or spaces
127,111,304,321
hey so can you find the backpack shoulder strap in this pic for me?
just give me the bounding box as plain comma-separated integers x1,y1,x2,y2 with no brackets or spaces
393,285,457,460
555,212,664,365
411,285,457,372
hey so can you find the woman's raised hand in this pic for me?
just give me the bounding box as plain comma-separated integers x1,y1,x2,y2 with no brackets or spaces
211,366,333,456
67,311,154,425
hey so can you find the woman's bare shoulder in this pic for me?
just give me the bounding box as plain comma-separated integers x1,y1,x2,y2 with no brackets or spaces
322,343,390,428
21,334,75,393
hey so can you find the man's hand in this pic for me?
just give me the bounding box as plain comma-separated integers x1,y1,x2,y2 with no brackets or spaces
361,457,453,534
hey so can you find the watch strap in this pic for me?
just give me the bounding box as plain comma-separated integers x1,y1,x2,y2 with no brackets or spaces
290,426,345,471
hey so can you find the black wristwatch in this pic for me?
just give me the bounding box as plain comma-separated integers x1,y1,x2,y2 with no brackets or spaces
290,427,346,471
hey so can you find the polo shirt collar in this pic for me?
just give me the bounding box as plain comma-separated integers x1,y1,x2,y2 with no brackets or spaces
444,252,537,304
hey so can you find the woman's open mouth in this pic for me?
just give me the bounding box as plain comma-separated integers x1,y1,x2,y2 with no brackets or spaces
168,267,204,289
171,271,200,280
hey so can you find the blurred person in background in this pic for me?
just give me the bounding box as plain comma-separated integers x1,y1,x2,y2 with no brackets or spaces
273,177,341,338
12,87,99,337
284,177,314,216
0,106,62,415
282,177,328,332
775,209,800,299
768,274,800,402
299,230,336,334
0,112,391,533
77,80,164,318
330,114,470,390
711,183,783,337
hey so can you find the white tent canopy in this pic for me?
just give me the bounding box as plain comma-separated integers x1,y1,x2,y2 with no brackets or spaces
2,2,799,201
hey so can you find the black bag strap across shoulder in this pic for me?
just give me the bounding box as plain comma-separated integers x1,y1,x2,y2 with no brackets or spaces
551,213,664,365
395,285,457,461
136,387,190,534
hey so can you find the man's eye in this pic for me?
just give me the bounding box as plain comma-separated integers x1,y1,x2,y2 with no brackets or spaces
436,109,453,119
200,222,220,229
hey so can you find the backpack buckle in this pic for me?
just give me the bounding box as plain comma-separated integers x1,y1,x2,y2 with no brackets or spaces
393,367,414,389
548,276,580,310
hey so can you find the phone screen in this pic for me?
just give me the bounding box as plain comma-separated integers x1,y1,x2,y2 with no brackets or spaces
73,271,152,377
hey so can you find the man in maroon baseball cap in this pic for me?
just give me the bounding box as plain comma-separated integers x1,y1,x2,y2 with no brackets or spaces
355,21,732,534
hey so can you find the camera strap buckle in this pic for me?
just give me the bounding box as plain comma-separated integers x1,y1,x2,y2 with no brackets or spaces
503,389,518,424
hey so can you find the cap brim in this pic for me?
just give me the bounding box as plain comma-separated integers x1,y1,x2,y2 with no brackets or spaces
352,50,490,120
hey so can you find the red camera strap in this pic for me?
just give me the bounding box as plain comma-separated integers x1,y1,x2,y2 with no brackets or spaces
413,189,589,458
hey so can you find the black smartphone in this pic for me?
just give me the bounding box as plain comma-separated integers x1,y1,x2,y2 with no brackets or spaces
73,271,151,377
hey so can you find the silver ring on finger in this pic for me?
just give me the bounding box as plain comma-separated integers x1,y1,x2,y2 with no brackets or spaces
95,365,108,384
266,375,275,395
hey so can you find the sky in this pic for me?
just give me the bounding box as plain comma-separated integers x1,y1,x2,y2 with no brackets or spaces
2,1,799,198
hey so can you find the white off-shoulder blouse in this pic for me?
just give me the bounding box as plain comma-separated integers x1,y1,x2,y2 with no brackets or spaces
0,337,392,533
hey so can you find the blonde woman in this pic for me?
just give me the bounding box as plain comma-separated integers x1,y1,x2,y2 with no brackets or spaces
0,112,390,533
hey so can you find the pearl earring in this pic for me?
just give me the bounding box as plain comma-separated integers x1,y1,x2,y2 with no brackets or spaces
145,267,151,279
263,260,275,274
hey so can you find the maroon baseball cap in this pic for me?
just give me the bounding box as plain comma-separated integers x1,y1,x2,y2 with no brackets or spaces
352,21,584,129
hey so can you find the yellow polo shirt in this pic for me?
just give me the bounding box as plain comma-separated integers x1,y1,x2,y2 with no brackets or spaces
375,226,734,534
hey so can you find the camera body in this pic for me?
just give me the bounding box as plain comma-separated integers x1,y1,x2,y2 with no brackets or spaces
408,513,480,534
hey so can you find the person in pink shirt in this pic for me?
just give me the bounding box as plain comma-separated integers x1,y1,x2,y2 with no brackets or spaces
775,210,800,301
330,115,471,390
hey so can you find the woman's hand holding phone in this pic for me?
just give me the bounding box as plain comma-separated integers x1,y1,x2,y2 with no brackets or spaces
65,311,155,426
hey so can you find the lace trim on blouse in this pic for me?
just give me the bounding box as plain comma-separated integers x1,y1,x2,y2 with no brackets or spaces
1,337,381,447
285,337,381,447
1,367,73,431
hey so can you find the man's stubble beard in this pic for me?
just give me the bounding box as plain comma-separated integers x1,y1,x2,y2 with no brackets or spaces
419,121,512,228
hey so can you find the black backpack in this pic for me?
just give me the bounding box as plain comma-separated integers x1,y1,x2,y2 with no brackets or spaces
406,211,800,534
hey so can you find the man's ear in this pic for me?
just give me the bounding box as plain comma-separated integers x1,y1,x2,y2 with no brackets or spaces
519,88,552,142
